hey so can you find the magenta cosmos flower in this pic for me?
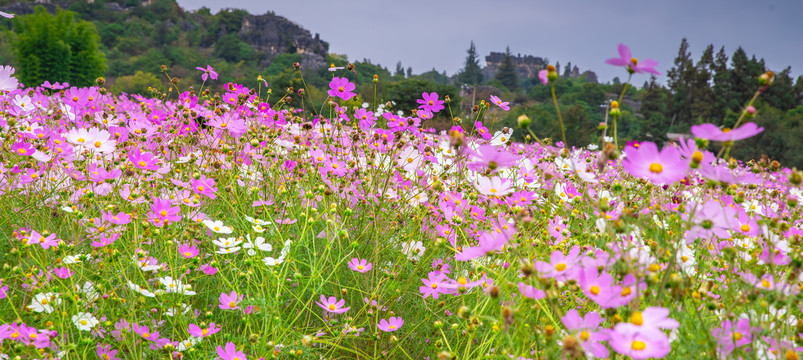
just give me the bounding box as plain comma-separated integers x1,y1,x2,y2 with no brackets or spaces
196,65,218,82
377,317,404,332
609,324,671,359
623,141,688,185
347,258,372,273
690,122,764,142
605,44,660,75
489,95,510,111
191,175,218,199
417,92,445,113
188,323,221,338
216,342,247,360
328,77,356,100
316,295,350,313
96,344,119,360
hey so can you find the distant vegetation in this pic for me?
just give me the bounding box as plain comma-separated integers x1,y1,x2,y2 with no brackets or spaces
0,0,802,166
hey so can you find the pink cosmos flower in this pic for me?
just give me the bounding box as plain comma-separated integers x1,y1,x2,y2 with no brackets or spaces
132,323,160,341
609,323,671,359
454,226,512,261
101,211,131,225
682,200,735,243
605,44,661,75
96,344,119,360
347,258,372,273
219,291,244,310
129,148,160,171
419,272,454,299
690,122,764,142
316,295,350,314
216,342,247,360
561,310,610,358
11,141,36,157
179,243,199,258
0,11,13,19
377,317,404,332
417,92,445,113
91,233,120,248
622,141,688,185
538,69,548,85
148,198,181,227
469,144,520,170
474,176,513,196
711,318,753,356
535,246,582,282
0,65,19,91
517,282,545,300
489,95,510,111
191,175,218,199
28,231,60,249
53,267,74,279
196,65,218,82
188,323,220,338
328,77,356,100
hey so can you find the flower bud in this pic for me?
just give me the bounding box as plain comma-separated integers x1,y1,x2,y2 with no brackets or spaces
789,168,802,185
292,62,301,70
759,71,775,86
597,122,608,130
517,114,531,128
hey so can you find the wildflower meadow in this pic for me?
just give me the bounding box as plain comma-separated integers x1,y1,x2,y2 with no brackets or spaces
1,37,802,360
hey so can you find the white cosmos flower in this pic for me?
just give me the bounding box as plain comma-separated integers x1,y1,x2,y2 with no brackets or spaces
164,303,192,317
177,337,200,351
213,237,242,248
159,276,196,295
75,281,99,302
676,245,697,276
203,219,232,234
128,281,156,297
30,292,61,313
243,235,272,256
72,312,99,331
216,246,241,254
63,254,90,264
401,240,425,260
252,224,266,233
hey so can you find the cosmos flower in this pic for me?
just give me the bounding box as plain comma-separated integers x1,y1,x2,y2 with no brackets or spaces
316,295,350,313
377,317,404,332
219,291,244,310
347,258,373,273
690,122,764,142
328,77,356,100
196,65,219,81
605,43,660,75
216,342,247,360
188,323,221,338
417,92,445,113
622,141,688,185
489,95,510,111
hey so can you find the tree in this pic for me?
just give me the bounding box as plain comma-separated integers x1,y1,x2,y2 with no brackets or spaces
666,38,694,128
689,44,715,123
563,61,572,78
394,61,404,78
14,6,107,88
711,46,733,120
495,46,518,91
457,41,483,85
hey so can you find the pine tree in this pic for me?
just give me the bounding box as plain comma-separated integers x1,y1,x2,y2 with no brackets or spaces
563,61,572,78
690,44,715,123
794,76,803,107
666,38,694,128
394,61,405,78
711,46,733,120
555,61,561,77
639,75,670,140
457,41,483,85
494,46,518,91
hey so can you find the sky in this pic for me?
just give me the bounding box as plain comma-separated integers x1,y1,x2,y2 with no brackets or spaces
176,0,803,85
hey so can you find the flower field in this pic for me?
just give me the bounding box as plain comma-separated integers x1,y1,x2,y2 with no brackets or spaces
0,44,802,360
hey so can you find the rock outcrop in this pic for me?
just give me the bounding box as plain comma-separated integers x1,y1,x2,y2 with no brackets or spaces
483,52,547,81
238,12,329,71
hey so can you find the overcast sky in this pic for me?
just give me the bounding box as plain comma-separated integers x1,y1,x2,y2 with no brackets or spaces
176,0,803,85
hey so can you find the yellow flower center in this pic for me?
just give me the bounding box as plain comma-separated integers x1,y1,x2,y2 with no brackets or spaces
428,100,434,106
197,186,204,192
621,287,632,296
630,311,643,326
580,331,590,341
649,163,663,174
630,57,638,65
138,160,147,167
202,329,208,336
590,286,600,295
329,304,336,311
80,320,87,325
18,148,27,154
555,263,566,271
740,224,750,232
357,265,364,270
184,251,192,257
338,86,344,92
631,340,646,351
733,332,743,341
160,210,167,217
761,279,771,288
